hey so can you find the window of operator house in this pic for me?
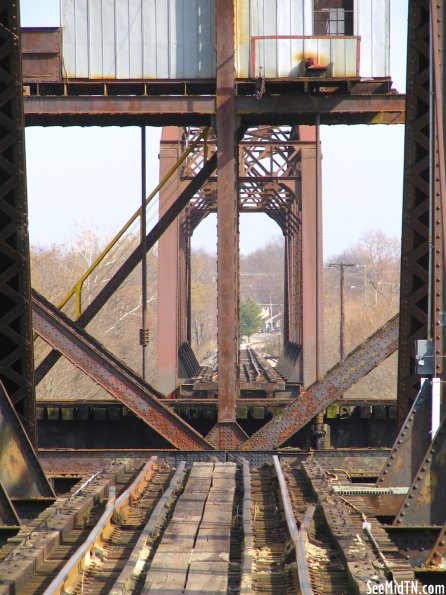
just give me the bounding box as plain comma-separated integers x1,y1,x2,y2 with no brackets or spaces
313,0,354,36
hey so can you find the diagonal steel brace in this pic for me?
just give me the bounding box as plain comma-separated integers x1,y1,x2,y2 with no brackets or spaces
242,314,399,450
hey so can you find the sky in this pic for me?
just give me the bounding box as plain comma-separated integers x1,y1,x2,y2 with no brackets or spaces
21,0,408,259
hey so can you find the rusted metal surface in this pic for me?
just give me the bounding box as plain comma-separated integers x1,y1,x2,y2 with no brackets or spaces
431,0,446,380
273,456,313,594
386,526,440,568
37,448,389,476
0,482,20,528
301,128,322,387
206,422,248,450
216,0,239,433
0,1,36,442
32,291,213,451
23,93,406,127
35,153,217,385
377,381,431,488
21,28,61,82
394,410,446,526
45,457,157,595
236,94,406,125
302,460,388,590
243,314,399,450
157,128,183,394
0,382,54,500
240,460,253,594
397,0,432,424
0,460,132,593
424,522,446,568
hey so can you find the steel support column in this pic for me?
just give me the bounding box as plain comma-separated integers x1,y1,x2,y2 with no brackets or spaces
216,0,239,425
300,128,323,387
398,0,433,423
157,128,183,395
0,2,35,442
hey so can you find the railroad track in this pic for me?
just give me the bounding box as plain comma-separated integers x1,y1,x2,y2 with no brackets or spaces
0,457,425,594
283,464,350,594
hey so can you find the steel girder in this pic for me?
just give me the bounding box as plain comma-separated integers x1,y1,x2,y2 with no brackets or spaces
242,314,399,450
397,0,445,423
0,1,36,441
32,290,212,450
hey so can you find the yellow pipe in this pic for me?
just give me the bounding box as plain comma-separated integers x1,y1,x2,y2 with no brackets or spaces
57,128,209,319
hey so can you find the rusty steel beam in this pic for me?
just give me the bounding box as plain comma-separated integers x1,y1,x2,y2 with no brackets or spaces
301,128,323,387
35,153,217,385
398,0,445,423
0,381,54,499
0,1,36,441
377,380,431,488
424,522,446,568
242,315,399,450
23,94,405,128
157,128,183,395
32,290,213,451
394,409,446,526
216,0,239,430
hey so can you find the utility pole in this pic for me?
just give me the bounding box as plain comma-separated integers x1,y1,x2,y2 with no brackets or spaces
330,263,355,360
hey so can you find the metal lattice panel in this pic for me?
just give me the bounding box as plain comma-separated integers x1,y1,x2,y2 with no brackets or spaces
0,2,35,441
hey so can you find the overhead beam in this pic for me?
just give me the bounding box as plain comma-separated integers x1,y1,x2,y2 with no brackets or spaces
32,290,213,451
24,94,405,127
242,315,399,450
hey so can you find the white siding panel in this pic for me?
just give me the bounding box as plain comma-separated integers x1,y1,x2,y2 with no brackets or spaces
142,0,157,78
303,0,313,35
62,0,76,77
75,0,89,77
372,0,390,76
169,0,181,78
61,0,388,81
129,0,143,78
277,0,292,76
197,0,212,78
115,0,130,78
102,0,116,78
88,0,103,78
156,0,170,78
184,0,198,78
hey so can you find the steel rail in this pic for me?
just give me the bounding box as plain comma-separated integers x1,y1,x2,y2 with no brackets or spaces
272,455,314,594
44,457,158,595
240,459,254,594
111,461,187,594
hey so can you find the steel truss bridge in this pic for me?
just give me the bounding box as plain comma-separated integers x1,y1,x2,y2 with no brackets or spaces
0,0,445,590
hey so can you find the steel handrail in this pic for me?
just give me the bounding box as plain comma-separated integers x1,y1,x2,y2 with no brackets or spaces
56,128,209,319
44,456,157,595
273,455,314,595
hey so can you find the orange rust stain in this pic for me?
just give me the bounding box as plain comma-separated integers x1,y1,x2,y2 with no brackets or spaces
293,51,329,65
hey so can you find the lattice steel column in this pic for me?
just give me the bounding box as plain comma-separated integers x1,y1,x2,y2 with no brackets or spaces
0,2,35,442
398,0,445,424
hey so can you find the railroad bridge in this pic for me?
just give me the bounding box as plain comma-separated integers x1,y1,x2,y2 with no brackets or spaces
0,0,445,592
